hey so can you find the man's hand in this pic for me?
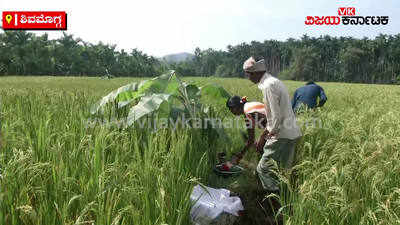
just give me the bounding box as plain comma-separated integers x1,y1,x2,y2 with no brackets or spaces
255,141,264,154
231,154,240,165
231,146,248,165
245,140,255,148
266,132,277,138
256,129,270,154
255,138,265,154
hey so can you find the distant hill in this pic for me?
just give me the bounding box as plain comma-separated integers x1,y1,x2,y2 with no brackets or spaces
161,52,195,63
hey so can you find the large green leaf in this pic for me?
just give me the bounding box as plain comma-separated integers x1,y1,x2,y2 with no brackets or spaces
185,84,201,101
126,94,171,126
199,84,231,106
91,71,176,114
91,71,231,144
164,73,181,95
90,81,146,114
117,79,168,108
117,72,174,107
116,80,150,108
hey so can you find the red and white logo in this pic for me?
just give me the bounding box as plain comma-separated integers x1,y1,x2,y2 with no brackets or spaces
338,7,356,16
305,7,389,26
2,11,67,30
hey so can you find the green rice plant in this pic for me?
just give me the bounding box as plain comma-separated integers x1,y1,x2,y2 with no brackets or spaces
0,76,399,225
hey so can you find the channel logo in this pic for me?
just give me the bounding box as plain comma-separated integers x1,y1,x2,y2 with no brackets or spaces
2,11,67,30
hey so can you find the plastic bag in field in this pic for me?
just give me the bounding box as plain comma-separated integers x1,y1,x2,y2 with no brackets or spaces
190,185,244,225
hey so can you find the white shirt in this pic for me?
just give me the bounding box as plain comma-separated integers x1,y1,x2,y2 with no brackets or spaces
257,72,302,140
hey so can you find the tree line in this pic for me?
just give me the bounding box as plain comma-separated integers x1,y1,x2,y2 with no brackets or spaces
0,31,164,77
171,34,400,84
1,31,399,84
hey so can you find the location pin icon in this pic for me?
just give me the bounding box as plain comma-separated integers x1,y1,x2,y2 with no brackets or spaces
5,14,12,24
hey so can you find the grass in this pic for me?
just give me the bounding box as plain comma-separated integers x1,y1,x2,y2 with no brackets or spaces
0,76,399,225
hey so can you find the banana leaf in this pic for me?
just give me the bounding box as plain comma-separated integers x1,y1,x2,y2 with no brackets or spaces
185,84,201,101
91,71,176,114
199,84,231,107
126,94,172,126
91,71,232,145
117,78,169,108
90,81,146,114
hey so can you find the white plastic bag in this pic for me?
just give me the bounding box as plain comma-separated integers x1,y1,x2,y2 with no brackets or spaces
190,185,244,225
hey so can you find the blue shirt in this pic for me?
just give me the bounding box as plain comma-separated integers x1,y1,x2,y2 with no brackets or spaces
292,83,327,111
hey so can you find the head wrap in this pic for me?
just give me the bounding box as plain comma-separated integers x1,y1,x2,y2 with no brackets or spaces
243,57,267,73
241,96,248,104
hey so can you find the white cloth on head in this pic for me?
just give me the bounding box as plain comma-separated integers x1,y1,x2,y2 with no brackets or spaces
243,57,267,72
257,72,302,140
244,102,266,115
244,101,267,129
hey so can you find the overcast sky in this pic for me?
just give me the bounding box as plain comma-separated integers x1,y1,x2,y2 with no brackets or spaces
1,0,400,57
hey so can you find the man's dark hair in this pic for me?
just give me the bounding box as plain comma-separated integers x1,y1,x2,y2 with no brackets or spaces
226,96,242,108
306,81,315,85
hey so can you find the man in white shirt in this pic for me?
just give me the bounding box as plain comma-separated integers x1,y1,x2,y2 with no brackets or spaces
243,56,302,193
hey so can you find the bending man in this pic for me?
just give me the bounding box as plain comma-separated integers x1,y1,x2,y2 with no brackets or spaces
226,96,267,162
292,81,327,113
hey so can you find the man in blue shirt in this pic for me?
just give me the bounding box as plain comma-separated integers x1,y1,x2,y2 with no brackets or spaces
292,81,327,112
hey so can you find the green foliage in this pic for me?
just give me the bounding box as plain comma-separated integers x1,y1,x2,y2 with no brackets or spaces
0,31,163,77
170,34,400,84
214,64,231,77
169,62,196,76
200,83,231,107
126,93,172,123
278,68,294,80
339,47,370,82
91,71,232,129
288,47,322,81
2,31,400,83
